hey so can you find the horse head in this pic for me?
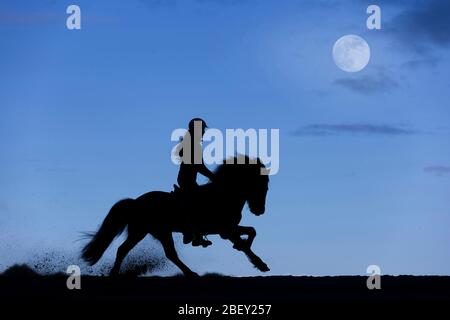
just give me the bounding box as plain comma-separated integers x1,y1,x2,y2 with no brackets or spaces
213,155,269,216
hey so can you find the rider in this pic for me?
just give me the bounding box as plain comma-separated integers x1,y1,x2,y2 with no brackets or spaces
175,118,214,247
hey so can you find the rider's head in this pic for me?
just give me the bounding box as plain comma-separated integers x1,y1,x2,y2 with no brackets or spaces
188,118,208,138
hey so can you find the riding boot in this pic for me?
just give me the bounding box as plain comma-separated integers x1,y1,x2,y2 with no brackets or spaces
192,235,212,247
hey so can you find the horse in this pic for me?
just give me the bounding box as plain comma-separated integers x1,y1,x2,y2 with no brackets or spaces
81,155,270,277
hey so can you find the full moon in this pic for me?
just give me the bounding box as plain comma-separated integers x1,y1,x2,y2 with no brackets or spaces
332,34,370,72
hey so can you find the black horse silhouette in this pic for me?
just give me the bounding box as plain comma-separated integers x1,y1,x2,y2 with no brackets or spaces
81,156,270,276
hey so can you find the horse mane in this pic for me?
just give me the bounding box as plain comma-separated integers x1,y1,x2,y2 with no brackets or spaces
212,155,267,185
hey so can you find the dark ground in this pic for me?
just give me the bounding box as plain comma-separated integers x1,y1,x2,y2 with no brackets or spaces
1,265,449,317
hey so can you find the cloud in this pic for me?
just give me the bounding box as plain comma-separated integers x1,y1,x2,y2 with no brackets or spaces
386,0,450,53
423,166,450,176
401,56,439,69
333,72,399,95
292,123,419,136
0,7,118,25
0,10,59,25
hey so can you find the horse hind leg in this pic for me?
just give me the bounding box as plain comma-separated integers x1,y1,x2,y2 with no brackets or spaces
110,231,146,276
156,232,199,277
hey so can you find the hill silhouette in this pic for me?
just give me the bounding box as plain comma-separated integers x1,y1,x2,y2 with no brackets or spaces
2,264,449,302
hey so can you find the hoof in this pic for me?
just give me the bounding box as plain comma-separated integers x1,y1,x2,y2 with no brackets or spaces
255,263,270,272
252,258,270,272
260,264,270,272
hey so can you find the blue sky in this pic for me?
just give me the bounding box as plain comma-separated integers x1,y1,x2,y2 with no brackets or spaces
1,0,450,276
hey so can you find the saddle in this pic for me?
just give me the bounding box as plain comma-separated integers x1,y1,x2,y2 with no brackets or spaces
171,184,195,209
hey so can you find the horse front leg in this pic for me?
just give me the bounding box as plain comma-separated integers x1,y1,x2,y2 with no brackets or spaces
221,225,256,250
233,225,257,249
226,229,270,273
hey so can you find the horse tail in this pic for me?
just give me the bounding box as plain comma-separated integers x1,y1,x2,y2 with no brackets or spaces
81,198,136,265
